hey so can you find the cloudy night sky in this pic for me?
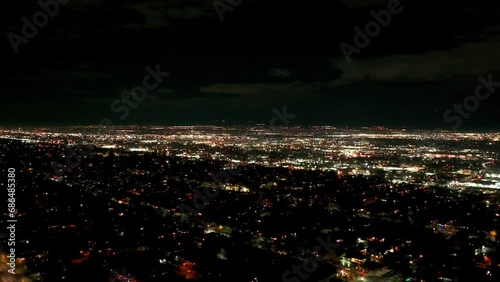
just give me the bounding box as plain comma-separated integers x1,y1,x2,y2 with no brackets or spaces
1,0,500,129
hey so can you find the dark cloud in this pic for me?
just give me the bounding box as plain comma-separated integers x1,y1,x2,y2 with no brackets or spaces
268,68,292,78
199,81,322,96
331,28,500,86
1,0,500,128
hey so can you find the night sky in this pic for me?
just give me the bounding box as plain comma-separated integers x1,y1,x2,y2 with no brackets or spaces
1,0,500,129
